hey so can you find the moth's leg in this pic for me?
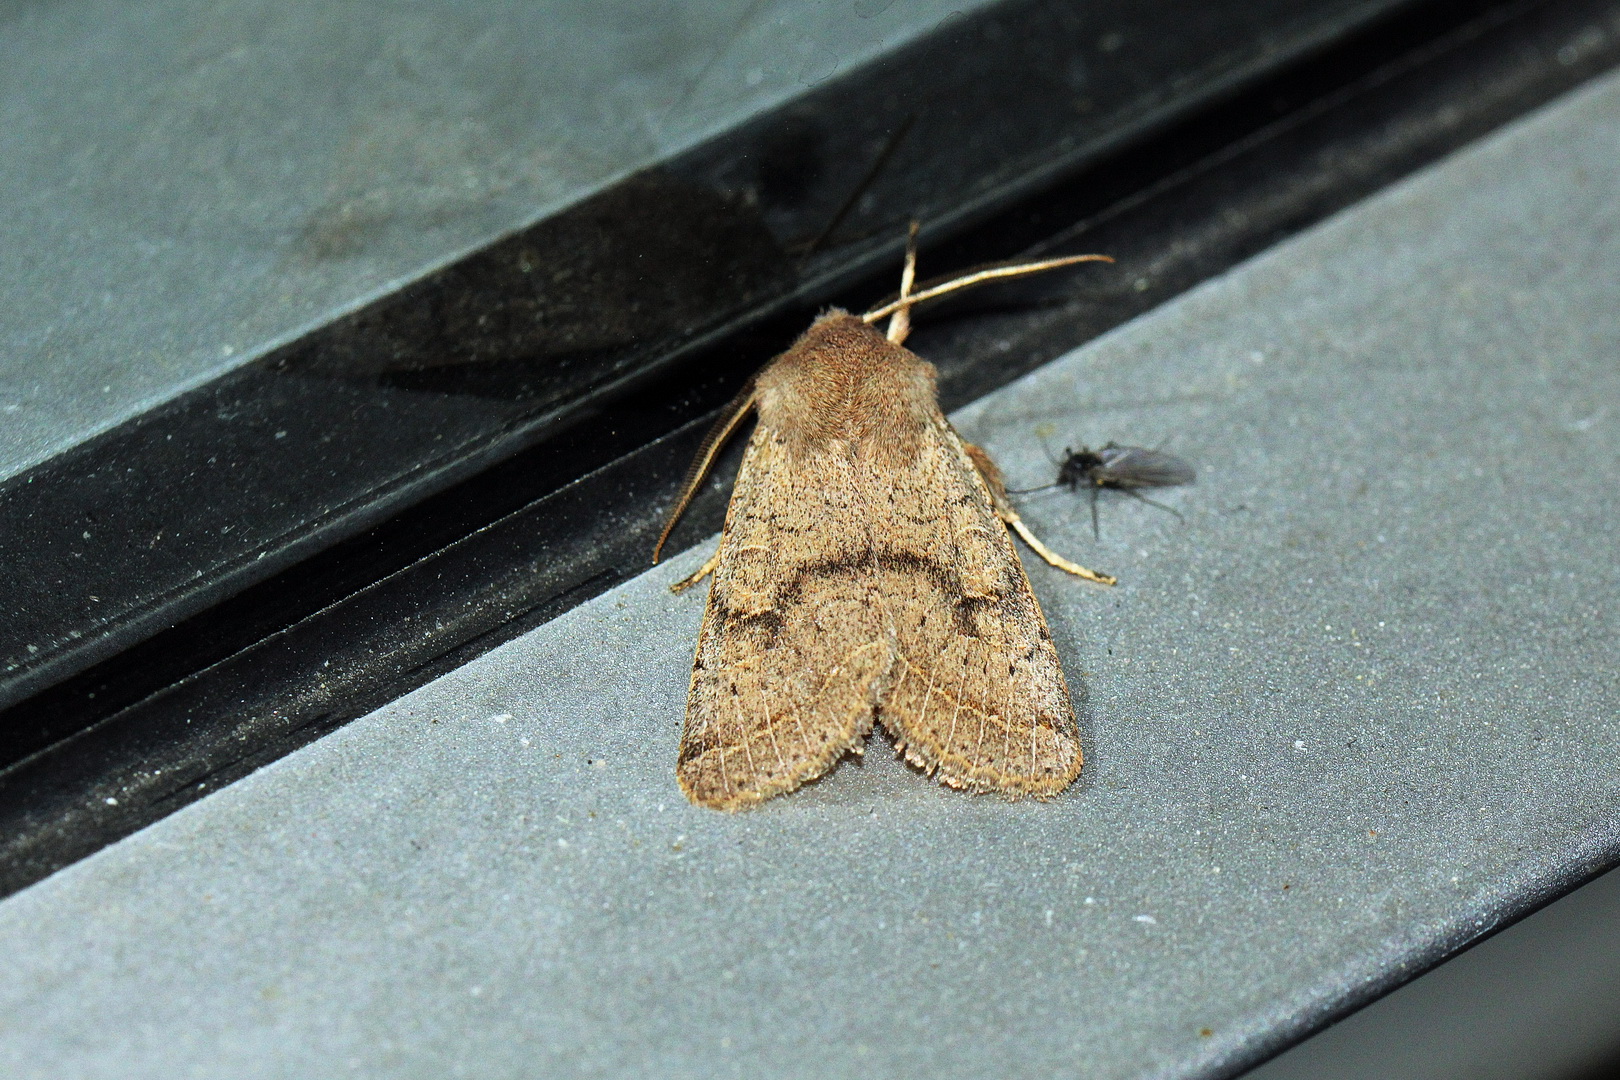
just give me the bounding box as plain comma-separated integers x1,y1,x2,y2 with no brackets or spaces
963,442,1117,587
1004,518,1117,586
670,545,722,595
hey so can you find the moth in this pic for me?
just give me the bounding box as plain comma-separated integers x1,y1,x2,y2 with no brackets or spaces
653,233,1115,811
1018,443,1196,539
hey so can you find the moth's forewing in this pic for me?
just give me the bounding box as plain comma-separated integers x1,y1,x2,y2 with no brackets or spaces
678,428,893,811
876,419,1082,797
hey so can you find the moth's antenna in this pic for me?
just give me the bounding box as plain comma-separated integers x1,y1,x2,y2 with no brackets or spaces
862,253,1113,325
653,378,758,564
886,221,921,345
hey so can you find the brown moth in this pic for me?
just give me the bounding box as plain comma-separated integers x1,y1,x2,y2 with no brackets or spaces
653,233,1115,811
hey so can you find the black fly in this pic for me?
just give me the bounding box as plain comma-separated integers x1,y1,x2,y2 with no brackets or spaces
1015,443,1196,539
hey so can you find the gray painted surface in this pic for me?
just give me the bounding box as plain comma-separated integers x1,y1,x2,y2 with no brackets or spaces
3,65,1618,1080
0,0,979,482
1249,866,1620,1080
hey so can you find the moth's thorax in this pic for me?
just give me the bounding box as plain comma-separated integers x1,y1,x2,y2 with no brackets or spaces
754,311,939,456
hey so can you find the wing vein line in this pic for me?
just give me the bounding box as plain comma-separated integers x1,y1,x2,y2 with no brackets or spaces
948,638,975,758
977,644,994,768
736,696,758,778
916,662,939,744
761,686,788,773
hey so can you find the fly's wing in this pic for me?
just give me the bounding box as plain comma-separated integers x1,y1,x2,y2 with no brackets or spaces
679,426,898,811
1096,445,1196,488
875,418,1081,797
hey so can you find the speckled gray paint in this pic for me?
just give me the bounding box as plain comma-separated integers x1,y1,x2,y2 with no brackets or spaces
1249,865,1620,1079
0,0,980,482
2,65,1618,1080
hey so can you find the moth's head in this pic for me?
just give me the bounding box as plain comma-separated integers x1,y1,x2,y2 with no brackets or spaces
770,309,921,386
755,310,937,453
